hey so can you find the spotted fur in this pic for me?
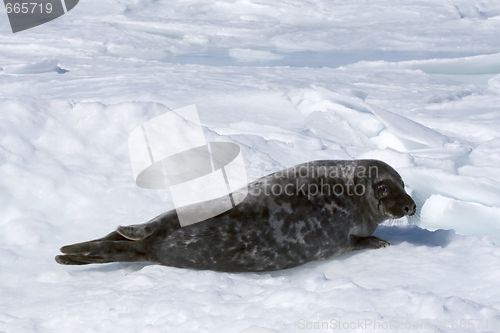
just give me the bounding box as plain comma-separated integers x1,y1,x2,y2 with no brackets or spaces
56,159,416,272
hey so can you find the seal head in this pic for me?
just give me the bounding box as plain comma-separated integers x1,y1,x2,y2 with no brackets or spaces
360,159,416,221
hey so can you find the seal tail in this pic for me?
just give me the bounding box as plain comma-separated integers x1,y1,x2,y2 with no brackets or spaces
55,231,149,265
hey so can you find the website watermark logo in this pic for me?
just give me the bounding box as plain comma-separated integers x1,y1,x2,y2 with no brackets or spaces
297,317,499,331
247,163,379,200
3,0,78,33
128,105,248,227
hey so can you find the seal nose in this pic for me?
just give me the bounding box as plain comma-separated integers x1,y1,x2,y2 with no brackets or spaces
403,204,416,216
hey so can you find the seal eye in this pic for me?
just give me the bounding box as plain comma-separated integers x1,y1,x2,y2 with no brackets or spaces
377,185,388,197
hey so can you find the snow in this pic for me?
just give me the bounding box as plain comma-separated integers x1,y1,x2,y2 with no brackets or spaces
347,53,500,75
1,0,500,332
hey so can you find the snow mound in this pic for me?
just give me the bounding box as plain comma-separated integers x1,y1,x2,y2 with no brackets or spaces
347,53,500,75
1,59,68,75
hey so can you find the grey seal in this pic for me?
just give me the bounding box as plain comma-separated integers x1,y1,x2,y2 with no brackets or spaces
55,159,416,272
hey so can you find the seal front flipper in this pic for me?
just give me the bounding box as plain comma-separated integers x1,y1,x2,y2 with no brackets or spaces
350,235,390,251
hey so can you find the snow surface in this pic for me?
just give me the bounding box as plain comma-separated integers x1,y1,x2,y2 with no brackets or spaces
1,0,500,332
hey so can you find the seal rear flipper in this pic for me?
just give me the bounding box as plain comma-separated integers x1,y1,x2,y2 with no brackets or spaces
56,240,149,265
87,230,130,242
55,254,111,265
116,211,181,241
116,224,156,241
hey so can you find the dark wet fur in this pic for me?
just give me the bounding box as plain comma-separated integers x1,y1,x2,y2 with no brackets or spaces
56,159,416,272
